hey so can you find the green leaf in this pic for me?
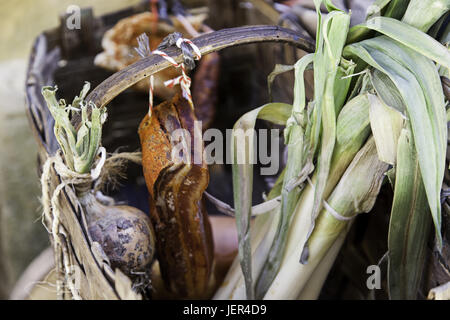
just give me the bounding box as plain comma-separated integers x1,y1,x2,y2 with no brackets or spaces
278,93,371,262
370,69,406,113
231,102,292,299
358,17,450,69
368,93,404,165
323,0,342,12
267,64,295,102
347,0,411,44
334,58,356,113
366,0,395,19
344,38,445,249
264,137,389,299
291,55,314,119
258,93,371,300
364,35,447,223
258,102,293,126
383,0,410,20
335,94,371,149
304,10,351,262
267,169,285,200
402,0,450,32
362,37,446,180
255,54,313,299
440,20,450,45
42,83,106,174
388,126,432,299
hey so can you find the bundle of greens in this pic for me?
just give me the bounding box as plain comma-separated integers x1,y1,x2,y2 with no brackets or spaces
214,0,450,300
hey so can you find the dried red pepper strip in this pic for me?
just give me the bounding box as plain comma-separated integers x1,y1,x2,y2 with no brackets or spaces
138,94,214,298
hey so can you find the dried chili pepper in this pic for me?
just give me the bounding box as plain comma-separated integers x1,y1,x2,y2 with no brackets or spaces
138,94,214,298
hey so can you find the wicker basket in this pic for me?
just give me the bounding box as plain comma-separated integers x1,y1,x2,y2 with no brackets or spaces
25,1,314,300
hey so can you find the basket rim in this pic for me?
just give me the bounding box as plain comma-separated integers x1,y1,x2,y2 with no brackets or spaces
80,25,315,127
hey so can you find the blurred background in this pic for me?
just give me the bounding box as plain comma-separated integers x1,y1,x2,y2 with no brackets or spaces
0,0,142,299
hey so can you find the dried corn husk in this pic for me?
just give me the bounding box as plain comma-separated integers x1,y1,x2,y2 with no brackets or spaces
368,93,403,165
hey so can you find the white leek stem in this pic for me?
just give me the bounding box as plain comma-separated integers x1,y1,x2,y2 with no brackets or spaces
213,205,280,299
228,206,281,299
264,138,388,299
296,221,352,299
